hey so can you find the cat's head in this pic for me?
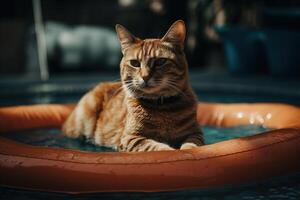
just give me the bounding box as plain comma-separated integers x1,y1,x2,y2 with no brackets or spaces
116,20,189,99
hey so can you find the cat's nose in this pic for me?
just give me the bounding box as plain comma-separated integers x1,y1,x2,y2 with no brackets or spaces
141,75,151,83
140,76,151,88
140,68,151,83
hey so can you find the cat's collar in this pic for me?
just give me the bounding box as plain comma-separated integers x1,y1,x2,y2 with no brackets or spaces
138,95,182,107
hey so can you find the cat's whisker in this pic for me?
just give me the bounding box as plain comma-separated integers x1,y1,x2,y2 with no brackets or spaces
123,82,138,97
151,79,180,98
154,78,186,98
122,80,132,84
130,83,139,97
111,81,134,98
111,86,125,97
164,80,189,100
168,84,186,98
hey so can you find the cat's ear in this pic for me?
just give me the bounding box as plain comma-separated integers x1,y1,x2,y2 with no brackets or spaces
161,20,186,49
115,24,139,54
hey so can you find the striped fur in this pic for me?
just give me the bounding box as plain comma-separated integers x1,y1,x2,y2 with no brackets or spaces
62,20,204,151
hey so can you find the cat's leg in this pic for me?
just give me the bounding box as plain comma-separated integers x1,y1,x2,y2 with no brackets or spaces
119,135,174,152
62,84,105,139
180,132,204,150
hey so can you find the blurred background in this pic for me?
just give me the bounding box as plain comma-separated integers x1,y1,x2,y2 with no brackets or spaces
0,0,300,106
1,0,300,77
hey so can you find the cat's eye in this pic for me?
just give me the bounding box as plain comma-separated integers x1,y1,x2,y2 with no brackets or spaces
130,60,140,68
153,58,167,67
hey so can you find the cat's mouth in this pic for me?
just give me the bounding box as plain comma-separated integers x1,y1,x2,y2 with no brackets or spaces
130,85,162,97
123,79,161,98
137,78,166,93
124,77,181,100
126,78,180,100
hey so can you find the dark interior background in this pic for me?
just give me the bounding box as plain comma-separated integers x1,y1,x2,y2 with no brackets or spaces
0,0,300,79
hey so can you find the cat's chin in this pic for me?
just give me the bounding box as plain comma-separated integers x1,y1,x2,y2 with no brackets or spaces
126,90,179,100
127,92,160,100
124,84,179,100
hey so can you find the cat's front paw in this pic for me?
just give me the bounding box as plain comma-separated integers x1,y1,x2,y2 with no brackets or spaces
180,142,199,150
156,144,175,151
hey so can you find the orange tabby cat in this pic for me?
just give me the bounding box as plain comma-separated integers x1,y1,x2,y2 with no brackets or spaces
62,20,204,151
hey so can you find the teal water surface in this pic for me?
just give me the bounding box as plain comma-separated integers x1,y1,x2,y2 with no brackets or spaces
3,125,269,152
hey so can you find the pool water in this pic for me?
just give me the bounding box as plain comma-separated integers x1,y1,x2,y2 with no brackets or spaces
203,125,269,145
3,125,270,152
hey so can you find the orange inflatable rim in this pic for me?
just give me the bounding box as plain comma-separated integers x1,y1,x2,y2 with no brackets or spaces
0,103,300,194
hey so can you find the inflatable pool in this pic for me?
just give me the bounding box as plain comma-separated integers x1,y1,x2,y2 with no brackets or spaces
0,103,300,193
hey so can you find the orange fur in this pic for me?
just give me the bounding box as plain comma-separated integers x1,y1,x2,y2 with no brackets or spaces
62,20,204,151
